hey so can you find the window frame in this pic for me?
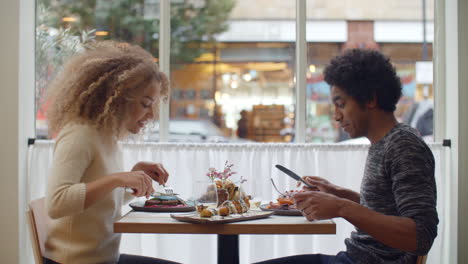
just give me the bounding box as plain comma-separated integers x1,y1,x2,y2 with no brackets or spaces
157,0,310,142
31,0,440,144
156,0,439,143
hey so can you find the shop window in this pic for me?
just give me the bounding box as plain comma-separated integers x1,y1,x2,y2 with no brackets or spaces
35,0,434,143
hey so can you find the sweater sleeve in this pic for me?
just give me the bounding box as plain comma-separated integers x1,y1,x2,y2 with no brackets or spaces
123,192,135,204
46,127,95,219
387,135,439,255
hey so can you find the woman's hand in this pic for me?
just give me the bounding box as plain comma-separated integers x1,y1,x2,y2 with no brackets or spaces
132,161,169,185
113,171,154,198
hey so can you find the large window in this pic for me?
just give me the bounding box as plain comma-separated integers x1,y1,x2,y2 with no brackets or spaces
35,0,161,138
168,0,296,143
305,1,434,143
35,0,434,143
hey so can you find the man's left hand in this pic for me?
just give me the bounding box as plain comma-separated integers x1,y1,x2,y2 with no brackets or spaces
293,191,345,221
132,161,169,185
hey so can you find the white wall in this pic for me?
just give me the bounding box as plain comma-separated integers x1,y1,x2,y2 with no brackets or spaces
457,0,468,262
0,0,35,263
0,0,20,263
437,0,468,262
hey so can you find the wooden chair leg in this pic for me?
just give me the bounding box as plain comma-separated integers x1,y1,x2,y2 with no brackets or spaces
416,255,427,264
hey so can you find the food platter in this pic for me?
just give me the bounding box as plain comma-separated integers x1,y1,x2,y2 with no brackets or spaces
129,201,196,213
259,204,303,216
170,210,273,224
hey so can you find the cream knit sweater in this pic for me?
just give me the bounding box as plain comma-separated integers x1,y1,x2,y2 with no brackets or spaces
45,123,132,264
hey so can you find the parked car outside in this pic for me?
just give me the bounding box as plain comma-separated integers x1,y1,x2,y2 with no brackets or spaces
144,119,250,143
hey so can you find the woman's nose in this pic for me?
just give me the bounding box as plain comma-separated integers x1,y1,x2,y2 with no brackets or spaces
147,106,155,118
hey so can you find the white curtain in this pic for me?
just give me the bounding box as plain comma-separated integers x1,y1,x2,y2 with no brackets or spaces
24,141,448,264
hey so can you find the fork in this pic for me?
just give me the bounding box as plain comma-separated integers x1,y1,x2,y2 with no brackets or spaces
270,178,286,196
124,187,177,196
162,184,175,195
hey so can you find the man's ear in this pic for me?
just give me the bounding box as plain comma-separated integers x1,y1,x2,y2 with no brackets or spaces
367,94,377,109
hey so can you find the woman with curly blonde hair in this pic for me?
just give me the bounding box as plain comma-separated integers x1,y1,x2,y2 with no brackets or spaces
44,41,179,264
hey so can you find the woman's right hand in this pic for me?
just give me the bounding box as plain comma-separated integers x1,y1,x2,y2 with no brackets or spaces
113,171,155,198
299,176,340,195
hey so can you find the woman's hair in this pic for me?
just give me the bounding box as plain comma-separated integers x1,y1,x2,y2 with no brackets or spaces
46,41,169,138
324,49,402,112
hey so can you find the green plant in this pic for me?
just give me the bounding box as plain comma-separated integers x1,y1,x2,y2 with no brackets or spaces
37,0,235,63
35,4,96,124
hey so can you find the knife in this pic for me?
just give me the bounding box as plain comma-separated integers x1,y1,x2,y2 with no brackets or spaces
275,164,316,189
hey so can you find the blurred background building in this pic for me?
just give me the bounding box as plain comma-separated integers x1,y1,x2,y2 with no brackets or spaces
35,0,434,143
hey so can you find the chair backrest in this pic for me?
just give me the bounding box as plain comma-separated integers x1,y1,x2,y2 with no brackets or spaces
416,255,427,264
27,197,48,264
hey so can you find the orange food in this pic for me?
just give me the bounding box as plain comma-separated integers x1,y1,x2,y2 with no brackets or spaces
218,206,230,216
277,197,294,205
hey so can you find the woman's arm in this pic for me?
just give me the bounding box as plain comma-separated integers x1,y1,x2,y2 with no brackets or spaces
84,171,154,209
46,126,154,218
83,175,120,208
47,128,94,219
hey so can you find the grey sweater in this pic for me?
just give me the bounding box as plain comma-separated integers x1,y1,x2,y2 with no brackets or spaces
345,123,438,264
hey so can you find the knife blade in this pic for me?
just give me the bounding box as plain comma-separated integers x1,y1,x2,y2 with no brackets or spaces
275,164,315,189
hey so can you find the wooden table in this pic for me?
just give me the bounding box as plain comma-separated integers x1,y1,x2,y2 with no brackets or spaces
114,211,336,264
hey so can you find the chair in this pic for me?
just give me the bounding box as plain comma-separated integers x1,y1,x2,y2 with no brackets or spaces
27,197,49,264
416,255,427,264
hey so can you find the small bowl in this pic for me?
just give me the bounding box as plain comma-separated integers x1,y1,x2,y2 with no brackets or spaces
249,198,262,209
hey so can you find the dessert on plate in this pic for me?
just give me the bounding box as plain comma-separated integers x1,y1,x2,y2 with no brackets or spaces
196,161,252,218
196,196,251,217
144,194,187,208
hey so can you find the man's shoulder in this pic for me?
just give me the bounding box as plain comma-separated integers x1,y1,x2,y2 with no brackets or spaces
385,124,426,146
382,124,434,160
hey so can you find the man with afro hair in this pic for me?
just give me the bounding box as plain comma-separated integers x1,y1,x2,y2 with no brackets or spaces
257,49,438,264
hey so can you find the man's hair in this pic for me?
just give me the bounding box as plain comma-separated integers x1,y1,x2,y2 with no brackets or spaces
324,49,402,112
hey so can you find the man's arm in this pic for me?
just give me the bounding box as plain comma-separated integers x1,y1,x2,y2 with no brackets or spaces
335,187,360,203
294,191,417,252
339,198,417,252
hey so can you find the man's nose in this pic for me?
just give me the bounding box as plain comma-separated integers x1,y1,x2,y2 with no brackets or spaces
334,108,342,122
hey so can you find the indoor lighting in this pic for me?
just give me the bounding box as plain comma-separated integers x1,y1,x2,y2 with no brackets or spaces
95,31,109,36
222,73,231,83
62,17,77,22
242,73,252,82
230,80,239,89
309,64,316,73
215,91,221,102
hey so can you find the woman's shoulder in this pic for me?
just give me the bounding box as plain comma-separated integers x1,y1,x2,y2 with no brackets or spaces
56,122,100,144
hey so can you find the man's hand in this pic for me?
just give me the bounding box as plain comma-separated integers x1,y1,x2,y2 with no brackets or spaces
293,191,345,220
297,176,339,194
298,176,360,203
132,161,169,185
